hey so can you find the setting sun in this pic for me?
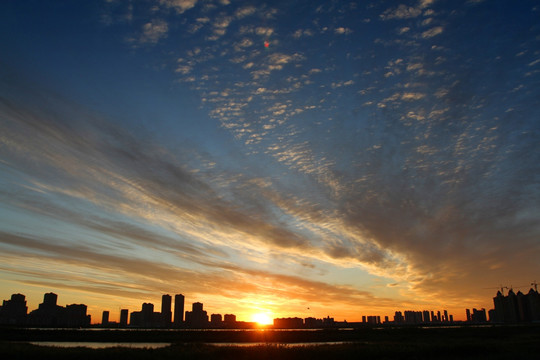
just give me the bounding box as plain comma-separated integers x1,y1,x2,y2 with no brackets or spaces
251,313,273,326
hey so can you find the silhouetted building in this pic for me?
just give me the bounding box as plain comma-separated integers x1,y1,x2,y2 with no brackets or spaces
322,316,335,327
174,294,184,325
493,288,540,323
223,314,236,324
304,317,323,328
130,302,162,327
185,302,208,328
120,309,129,327
64,304,91,327
43,292,58,307
526,288,540,321
423,310,431,323
273,317,303,328
210,313,222,326
102,311,109,325
471,308,487,322
28,292,63,327
488,309,496,322
466,309,471,321
404,311,423,324
0,293,28,325
27,293,90,327
394,311,404,323
161,294,172,326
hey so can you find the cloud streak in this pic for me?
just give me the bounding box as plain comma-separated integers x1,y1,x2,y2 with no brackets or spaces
1,0,539,321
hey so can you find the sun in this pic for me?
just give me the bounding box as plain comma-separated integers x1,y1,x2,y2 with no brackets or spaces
251,313,273,326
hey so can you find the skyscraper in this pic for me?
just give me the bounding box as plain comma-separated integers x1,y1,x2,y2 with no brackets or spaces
161,294,172,326
43,292,58,307
120,309,128,327
185,302,208,328
174,294,184,325
101,310,109,325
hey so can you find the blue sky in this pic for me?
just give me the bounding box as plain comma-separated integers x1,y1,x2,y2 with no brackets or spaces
1,0,539,322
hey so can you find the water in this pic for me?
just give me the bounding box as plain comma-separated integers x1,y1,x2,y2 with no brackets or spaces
30,341,171,349
29,340,353,349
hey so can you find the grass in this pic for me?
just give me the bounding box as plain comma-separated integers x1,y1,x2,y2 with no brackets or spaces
1,325,539,359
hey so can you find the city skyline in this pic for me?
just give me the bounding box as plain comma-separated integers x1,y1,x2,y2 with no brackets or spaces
1,1,539,324
4,285,540,326
0,289,468,326
3,286,539,327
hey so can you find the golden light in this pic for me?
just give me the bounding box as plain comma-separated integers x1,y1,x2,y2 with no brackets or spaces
251,313,273,326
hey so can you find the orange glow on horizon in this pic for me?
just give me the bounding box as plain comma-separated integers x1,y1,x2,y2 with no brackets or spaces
251,312,273,325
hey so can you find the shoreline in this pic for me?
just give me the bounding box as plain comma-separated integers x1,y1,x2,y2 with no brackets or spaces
2,324,539,343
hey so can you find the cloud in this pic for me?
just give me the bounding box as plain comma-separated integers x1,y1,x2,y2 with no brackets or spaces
235,6,256,18
159,0,198,14
380,4,422,20
140,19,169,43
334,27,352,35
422,26,444,38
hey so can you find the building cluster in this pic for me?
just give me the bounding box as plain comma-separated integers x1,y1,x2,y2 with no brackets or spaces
465,287,540,323
491,288,540,323
0,291,243,329
2,287,540,328
392,309,453,324
0,293,90,327
101,294,241,328
273,316,335,329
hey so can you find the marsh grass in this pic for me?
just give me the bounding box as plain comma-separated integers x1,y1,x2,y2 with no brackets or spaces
1,325,539,359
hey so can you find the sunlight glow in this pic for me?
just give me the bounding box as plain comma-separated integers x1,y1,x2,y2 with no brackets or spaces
251,313,273,325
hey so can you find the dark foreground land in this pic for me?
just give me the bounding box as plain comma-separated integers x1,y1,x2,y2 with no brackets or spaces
1,325,540,359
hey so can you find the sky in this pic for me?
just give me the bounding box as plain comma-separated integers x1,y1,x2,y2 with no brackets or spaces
0,0,539,324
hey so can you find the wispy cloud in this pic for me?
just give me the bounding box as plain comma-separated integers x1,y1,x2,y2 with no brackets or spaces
422,26,444,38
159,0,198,14
139,19,169,43
380,4,422,20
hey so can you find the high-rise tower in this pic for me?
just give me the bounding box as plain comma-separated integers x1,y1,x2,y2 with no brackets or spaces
161,294,172,326
174,294,185,325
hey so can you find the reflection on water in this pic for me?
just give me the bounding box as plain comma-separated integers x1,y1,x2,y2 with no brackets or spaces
30,341,353,349
30,342,171,349
207,341,352,347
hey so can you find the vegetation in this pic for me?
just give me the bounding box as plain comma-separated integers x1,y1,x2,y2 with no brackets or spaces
1,325,539,359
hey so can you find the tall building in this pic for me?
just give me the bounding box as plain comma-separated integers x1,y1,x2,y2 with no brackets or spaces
493,288,540,323
185,302,208,328
142,303,154,327
210,313,222,326
223,314,236,324
174,294,184,325
130,302,162,328
0,293,28,325
273,317,303,328
102,310,109,325
471,308,487,322
27,293,90,327
43,292,58,307
120,309,129,327
161,294,172,326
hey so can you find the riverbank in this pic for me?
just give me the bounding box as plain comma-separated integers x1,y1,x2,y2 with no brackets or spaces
1,325,539,359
